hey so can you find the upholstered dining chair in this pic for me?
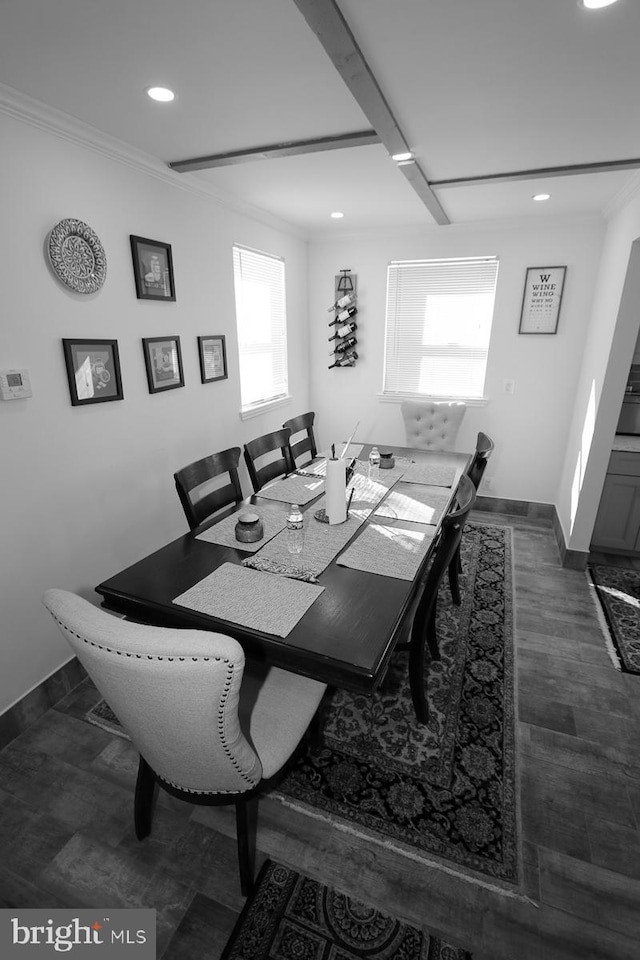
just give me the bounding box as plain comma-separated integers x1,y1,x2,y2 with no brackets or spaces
174,446,243,530
42,589,326,896
283,412,317,469
401,400,467,451
243,428,293,493
396,474,476,724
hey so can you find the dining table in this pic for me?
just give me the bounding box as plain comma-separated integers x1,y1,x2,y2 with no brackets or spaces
95,443,471,694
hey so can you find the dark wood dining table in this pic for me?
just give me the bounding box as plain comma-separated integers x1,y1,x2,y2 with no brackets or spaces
95,444,471,693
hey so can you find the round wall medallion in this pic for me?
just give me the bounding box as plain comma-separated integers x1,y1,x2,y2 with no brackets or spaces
48,218,107,294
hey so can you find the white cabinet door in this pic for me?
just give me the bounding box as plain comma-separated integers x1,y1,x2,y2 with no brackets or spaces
591,473,640,552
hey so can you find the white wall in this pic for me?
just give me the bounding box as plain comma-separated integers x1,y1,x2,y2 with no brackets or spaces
308,220,604,504
0,111,310,714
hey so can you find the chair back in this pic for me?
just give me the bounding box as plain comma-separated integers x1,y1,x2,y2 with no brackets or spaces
283,412,317,468
401,400,466,451
467,431,494,490
42,589,262,794
174,447,243,530
244,428,293,493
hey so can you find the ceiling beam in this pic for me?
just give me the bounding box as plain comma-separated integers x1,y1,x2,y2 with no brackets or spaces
290,0,449,226
170,130,381,173
431,158,640,188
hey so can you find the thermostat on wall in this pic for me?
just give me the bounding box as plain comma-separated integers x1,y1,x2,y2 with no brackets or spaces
0,369,32,399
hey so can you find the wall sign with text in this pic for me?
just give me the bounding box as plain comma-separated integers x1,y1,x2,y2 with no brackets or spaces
519,266,566,334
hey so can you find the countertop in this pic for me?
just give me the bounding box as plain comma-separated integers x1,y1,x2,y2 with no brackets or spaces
612,434,640,453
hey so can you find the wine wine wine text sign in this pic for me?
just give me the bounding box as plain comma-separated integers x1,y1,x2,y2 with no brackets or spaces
519,265,566,334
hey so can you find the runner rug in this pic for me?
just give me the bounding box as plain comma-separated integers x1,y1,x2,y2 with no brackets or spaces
220,860,471,960
588,563,640,674
85,522,518,888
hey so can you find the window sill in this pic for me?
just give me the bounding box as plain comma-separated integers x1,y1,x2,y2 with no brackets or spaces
239,395,292,421
377,392,488,408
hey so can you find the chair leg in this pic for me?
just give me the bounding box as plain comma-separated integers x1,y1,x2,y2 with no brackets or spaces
448,550,461,606
408,632,429,725
235,797,257,897
134,756,157,840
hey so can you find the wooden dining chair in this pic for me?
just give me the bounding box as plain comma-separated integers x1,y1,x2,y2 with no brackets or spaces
244,428,293,493
400,474,476,724
283,412,317,469
467,431,495,491
174,447,243,530
42,589,327,896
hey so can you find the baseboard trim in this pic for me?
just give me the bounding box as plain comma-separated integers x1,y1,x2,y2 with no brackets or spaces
0,657,86,752
474,495,554,522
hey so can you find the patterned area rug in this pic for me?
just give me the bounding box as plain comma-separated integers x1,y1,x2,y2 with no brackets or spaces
272,522,518,887
85,522,517,888
588,563,640,674
220,860,471,959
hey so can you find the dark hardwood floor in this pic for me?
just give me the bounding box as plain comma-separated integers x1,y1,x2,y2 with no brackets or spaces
1,509,639,959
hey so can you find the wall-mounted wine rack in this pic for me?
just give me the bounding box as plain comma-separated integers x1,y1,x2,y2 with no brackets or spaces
328,269,358,369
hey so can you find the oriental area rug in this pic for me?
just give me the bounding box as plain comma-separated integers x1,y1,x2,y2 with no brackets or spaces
86,522,518,888
588,563,640,674
220,860,472,960
272,522,518,888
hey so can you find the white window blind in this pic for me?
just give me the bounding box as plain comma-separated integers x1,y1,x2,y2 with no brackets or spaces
233,244,288,413
383,256,499,400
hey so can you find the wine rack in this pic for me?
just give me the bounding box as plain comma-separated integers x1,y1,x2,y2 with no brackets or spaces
328,269,358,369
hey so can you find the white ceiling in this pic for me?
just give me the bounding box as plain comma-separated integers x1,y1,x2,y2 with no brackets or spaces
2,0,639,236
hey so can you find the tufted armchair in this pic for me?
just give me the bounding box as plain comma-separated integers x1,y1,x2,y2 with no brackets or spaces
42,589,326,895
401,400,467,451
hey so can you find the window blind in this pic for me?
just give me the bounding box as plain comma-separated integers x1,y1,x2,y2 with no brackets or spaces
233,244,288,412
383,257,499,400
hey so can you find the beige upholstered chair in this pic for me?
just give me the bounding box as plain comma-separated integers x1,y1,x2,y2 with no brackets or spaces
401,400,467,451
42,589,326,895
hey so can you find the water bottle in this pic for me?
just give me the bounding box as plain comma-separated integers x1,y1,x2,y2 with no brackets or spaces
368,446,381,481
286,503,304,554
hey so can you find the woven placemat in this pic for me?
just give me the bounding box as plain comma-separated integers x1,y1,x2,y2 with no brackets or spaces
337,521,437,580
399,461,459,487
196,499,288,552
373,484,451,525
256,474,325,505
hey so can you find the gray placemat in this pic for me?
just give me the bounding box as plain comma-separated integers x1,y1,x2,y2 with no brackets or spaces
172,562,324,637
373,484,451,525
195,499,288,552
400,462,458,487
337,522,437,581
257,473,325,505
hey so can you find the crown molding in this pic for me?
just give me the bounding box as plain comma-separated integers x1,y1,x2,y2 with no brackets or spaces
0,83,308,241
603,169,640,221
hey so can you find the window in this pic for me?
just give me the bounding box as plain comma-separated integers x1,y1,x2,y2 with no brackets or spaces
383,256,499,400
232,244,288,415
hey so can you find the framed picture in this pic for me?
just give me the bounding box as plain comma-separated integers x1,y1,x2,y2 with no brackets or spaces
519,266,566,334
130,235,176,301
142,337,184,394
62,339,123,406
198,335,228,383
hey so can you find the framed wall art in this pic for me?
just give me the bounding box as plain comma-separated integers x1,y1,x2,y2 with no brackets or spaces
142,337,184,394
519,266,566,334
62,339,123,406
130,235,176,301
198,335,228,383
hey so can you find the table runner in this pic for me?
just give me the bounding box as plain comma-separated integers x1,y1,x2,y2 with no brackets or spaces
337,521,437,580
373,484,451,525
172,563,324,637
195,499,288,552
256,473,325,505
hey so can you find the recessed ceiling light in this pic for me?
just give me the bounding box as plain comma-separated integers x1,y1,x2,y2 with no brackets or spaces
392,152,414,162
532,193,551,202
146,86,175,102
330,212,344,219
396,159,416,167
579,0,619,8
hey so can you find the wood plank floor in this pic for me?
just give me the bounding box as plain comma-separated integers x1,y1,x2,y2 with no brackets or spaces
1,510,639,959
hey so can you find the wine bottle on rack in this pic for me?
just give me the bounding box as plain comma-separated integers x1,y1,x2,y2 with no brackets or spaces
329,305,358,326
329,335,357,355
328,351,358,369
328,321,357,341
327,293,354,313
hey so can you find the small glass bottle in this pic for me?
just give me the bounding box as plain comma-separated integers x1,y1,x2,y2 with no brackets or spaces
286,503,304,554
368,446,381,481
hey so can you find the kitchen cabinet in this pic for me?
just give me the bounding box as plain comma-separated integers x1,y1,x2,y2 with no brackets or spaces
591,451,640,553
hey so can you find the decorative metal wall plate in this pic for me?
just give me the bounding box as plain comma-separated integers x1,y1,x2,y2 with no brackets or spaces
48,218,107,294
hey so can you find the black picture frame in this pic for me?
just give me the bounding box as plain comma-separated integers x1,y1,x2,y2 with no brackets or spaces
62,339,124,406
198,335,228,383
518,266,566,335
142,337,184,394
130,235,176,301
